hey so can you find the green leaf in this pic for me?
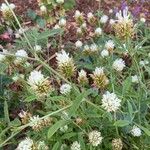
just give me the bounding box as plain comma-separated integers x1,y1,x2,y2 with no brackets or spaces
10,118,21,127
4,100,10,126
0,63,7,74
61,132,77,139
114,120,130,127
27,9,37,20
36,18,46,28
52,141,60,150
127,100,133,117
38,29,63,40
63,0,75,10
47,120,68,139
24,95,37,102
122,77,132,95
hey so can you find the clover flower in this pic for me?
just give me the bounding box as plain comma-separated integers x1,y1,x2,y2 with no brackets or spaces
105,40,115,53
60,83,72,95
71,141,81,150
131,125,142,137
18,110,31,124
40,5,47,14
113,58,125,72
28,70,51,96
78,69,88,84
113,7,134,40
0,3,15,20
94,27,102,36
59,18,67,27
88,130,103,146
90,43,98,52
75,40,83,48
100,15,109,23
16,137,34,150
101,49,109,57
101,91,121,112
112,138,123,150
29,115,52,131
60,125,68,132
91,67,109,89
34,45,42,52
131,75,139,83
75,10,84,24
56,0,64,4
87,12,95,24
56,50,76,78
37,141,49,150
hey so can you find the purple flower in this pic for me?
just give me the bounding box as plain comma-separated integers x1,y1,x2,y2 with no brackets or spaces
121,1,127,11
132,6,141,16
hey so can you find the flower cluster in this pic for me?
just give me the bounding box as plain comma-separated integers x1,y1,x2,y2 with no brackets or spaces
91,67,109,89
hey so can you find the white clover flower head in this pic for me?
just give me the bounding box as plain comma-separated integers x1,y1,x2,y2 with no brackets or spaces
71,141,81,150
15,49,28,58
116,7,131,23
28,70,45,87
60,84,72,95
105,40,115,51
139,60,149,66
81,22,87,29
18,27,28,34
88,130,103,146
75,40,83,48
113,58,125,72
12,75,20,81
95,27,102,36
60,144,67,150
75,10,82,18
40,5,47,12
34,45,42,52
60,125,68,132
18,110,28,118
100,15,109,23
54,24,60,29
109,9,113,14
37,141,49,150
140,17,146,23
56,0,64,4
83,45,90,51
101,49,109,57
131,125,142,137
56,50,72,66
77,28,82,34
131,75,139,83
102,91,121,112
59,18,67,27
15,49,28,63
29,115,41,127
16,137,33,150
0,3,15,12
90,43,98,52
78,69,87,78
87,12,94,19
93,67,104,76
109,19,115,25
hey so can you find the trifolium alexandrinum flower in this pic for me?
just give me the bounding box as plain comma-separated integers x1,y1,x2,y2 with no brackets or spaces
59,18,67,27
56,50,76,78
101,91,121,112
28,70,51,96
75,40,83,48
90,43,98,52
60,83,72,95
16,137,33,150
40,5,47,14
56,0,64,4
88,130,103,147
0,3,15,19
140,17,146,23
91,67,109,89
71,141,81,150
105,40,115,53
113,58,125,72
34,45,42,52
78,69,88,84
37,141,49,150
100,15,109,23
15,49,28,64
112,138,123,150
131,75,139,83
95,27,102,36
131,125,142,137
101,49,109,57
60,125,68,132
